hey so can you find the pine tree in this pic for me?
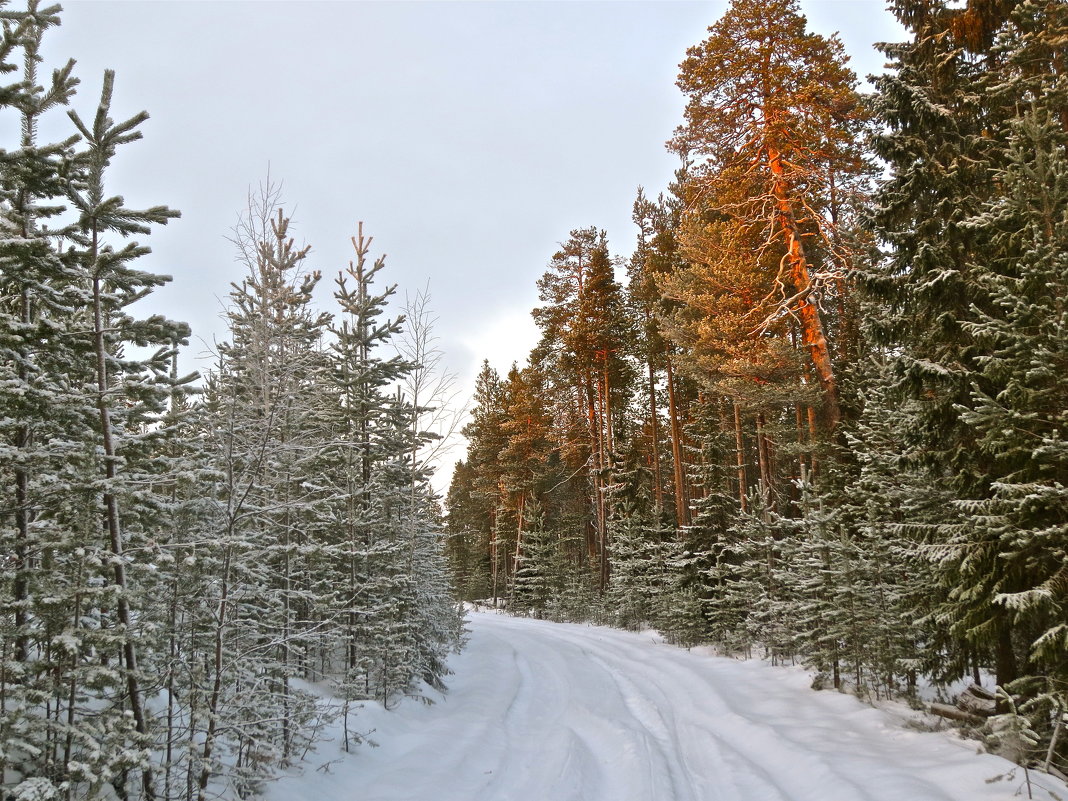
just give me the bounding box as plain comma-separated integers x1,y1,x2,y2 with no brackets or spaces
532,227,633,589
444,458,489,600
629,182,698,527
452,361,508,602
671,0,872,431
499,364,563,599
195,187,328,797
325,222,458,714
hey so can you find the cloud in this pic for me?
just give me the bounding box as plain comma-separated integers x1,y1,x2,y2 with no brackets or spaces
457,305,540,383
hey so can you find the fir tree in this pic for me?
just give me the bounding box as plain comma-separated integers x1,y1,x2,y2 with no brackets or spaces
954,108,1068,699
867,0,1066,692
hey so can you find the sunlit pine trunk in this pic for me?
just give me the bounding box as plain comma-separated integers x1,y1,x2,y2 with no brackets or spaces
646,359,664,510
491,483,502,605
600,354,614,589
765,145,841,430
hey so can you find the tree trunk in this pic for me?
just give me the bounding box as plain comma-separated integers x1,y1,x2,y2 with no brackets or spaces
646,348,664,510
756,412,772,507
13,41,40,670
930,702,985,726
766,145,841,430
92,243,156,800
584,366,607,588
13,417,30,664
491,500,500,605
601,358,613,590
794,403,807,499
12,284,32,671
995,623,1018,708
807,405,820,480
665,357,690,526
198,547,233,801
733,401,748,513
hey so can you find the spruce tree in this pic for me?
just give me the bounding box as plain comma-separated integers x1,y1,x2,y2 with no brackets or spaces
66,70,189,799
867,0,1066,693
0,5,87,794
510,498,557,618
954,107,1068,700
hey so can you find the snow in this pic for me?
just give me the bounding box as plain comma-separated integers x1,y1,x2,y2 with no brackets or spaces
265,611,1067,801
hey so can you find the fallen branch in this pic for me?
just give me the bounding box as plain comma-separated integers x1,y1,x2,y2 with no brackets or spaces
930,702,985,726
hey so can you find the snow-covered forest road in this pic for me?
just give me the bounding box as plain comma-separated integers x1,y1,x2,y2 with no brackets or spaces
269,612,1062,801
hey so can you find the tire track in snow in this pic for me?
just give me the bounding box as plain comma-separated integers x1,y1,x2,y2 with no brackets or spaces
267,611,1060,801
544,623,829,801
585,652,699,801
540,621,895,801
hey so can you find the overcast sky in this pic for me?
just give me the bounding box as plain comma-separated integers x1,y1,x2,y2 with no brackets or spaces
42,0,904,475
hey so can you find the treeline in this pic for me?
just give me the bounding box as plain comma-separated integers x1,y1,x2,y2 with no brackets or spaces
446,0,1068,770
0,4,461,800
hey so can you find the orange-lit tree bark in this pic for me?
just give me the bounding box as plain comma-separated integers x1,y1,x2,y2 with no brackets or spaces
671,0,872,431
533,228,633,589
629,188,695,527
627,196,666,510
497,363,557,597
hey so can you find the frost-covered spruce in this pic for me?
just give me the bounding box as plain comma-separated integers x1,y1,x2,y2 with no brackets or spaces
0,5,85,794
194,187,330,796
866,0,1067,697
955,107,1068,703
2,6,191,797
510,498,558,618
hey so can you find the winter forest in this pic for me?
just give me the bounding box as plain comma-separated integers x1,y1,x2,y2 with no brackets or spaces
1,0,1067,799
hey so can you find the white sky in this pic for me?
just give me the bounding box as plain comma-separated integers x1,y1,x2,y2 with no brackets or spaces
40,0,904,479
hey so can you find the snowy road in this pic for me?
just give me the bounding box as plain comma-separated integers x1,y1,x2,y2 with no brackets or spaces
270,611,1063,801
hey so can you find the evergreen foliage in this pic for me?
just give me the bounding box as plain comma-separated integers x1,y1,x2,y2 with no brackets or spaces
445,0,1068,777
954,107,1068,699
4,0,1068,791
0,8,462,796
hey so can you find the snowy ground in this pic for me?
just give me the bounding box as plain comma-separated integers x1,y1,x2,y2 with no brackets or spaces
266,611,1067,801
